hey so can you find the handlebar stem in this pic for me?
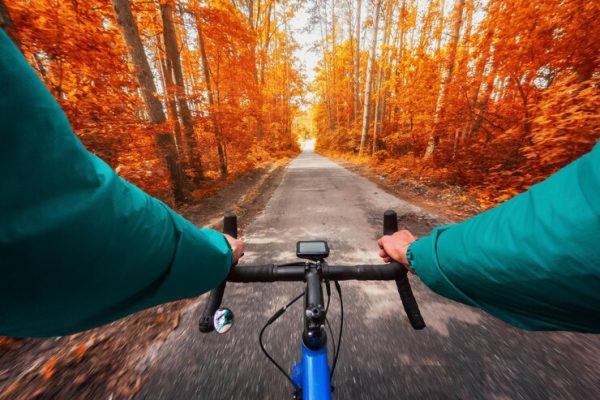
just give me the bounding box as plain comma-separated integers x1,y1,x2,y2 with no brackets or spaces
303,265,327,350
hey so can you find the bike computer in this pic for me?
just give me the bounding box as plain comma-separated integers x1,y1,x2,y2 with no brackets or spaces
296,241,330,261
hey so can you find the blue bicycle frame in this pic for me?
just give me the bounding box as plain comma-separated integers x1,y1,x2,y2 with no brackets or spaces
292,344,331,400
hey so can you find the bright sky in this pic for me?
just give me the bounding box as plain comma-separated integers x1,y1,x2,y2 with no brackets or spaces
286,0,482,110
289,2,320,84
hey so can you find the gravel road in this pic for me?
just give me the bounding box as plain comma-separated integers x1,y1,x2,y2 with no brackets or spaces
137,151,600,400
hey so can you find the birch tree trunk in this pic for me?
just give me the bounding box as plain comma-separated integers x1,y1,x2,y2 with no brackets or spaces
158,57,183,155
417,1,435,61
318,0,334,130
435,0,445,52
389,0,406,131
358,0,382,156
470,74,494,138
283,16,293,145
470,28,495,109
111,0,187,203
160,1,204,180
244,0,266,139
372,0,393,154
331,0,338,128
424,0,466,158
347,1,355,126
196,20,228,178
353,0,362,124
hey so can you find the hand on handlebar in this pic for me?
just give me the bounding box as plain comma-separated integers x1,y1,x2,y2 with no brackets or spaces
224,234,244,265
377,230,417,272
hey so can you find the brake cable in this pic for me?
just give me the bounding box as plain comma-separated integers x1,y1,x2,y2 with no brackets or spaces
258,281,345,390
324,279,332,313
324,280,336,362
259,291,305,391
330,281,343,380
325,317,336,363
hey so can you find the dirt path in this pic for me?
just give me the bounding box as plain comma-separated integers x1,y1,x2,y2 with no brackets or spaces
137,151,600,400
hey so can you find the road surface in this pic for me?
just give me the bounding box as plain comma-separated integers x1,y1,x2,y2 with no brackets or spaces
137,151,600,400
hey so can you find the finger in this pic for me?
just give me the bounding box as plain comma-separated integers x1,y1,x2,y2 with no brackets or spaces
379,249,387,258
383,256,391,263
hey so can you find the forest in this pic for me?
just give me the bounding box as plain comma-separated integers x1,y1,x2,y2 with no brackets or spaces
1,0,303,205
311,0,600,205
1,0,598,207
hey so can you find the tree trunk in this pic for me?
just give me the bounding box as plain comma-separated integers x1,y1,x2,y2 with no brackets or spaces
513,73,532,144
359,0,382,156
372,0,393,154
457,0,473,82
372,69,383,154
244,0,266,140
435,0,445,52
318,0,334,130
259,2,273,87
417,1,436,55
174,9,198,95
470,27,495,108
465,22,495,142
470,79,493,138
331,0,338,129
196,19,228,178
424,0,466,158
160,1,204,180
111,0,187,203
389,0,406,131
347,2,355,127
282,16,294,148
159,57,183,155
353,0,362,124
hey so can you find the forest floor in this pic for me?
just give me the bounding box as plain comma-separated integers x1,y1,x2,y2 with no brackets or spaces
332,158,484,222
0,160,290,400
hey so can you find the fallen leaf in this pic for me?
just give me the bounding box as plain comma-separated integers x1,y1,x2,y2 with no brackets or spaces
41,357,57,380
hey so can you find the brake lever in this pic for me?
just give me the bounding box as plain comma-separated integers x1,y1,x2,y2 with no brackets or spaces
384,210,426,330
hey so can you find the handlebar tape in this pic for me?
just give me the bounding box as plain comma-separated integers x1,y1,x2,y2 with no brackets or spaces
199,212,237,333
198,282,226,332
393,263,426,329
384,210,426,330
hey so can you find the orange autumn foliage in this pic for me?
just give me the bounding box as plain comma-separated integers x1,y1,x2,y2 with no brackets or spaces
3,0,302,204
71,342,89,361
313,0,600,206
41,357,57,380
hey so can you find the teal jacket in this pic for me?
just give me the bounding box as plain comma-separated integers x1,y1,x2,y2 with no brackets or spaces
0,30,231,337
409,143,600,333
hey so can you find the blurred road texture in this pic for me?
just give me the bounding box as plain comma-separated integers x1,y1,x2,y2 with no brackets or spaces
137,151,600,400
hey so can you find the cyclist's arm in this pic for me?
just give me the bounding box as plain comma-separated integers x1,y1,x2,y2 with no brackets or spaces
0,29,231,337
408,142,600,333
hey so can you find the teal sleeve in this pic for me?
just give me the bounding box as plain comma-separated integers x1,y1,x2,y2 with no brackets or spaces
408,141,600,332
0,30,232,337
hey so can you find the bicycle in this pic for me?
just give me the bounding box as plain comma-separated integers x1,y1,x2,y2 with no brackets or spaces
199,210,426,399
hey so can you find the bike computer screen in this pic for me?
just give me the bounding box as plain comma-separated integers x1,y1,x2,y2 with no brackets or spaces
296,241,330,261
